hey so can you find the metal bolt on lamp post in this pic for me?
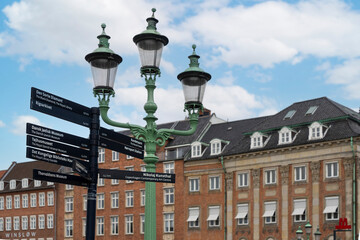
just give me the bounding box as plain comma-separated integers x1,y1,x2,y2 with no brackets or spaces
85,8,211,240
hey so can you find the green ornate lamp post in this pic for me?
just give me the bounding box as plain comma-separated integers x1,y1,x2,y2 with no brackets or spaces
305,221,313,240
297,225,304,240
296,222,321,240
85,8,211,240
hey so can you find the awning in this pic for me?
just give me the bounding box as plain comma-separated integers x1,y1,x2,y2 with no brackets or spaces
262,210,275,217
323,197,339,214
292,199,306,216
187,208,199,222
207,206,220,221
323,206,338,214
235,204,248,219
263,202,276,217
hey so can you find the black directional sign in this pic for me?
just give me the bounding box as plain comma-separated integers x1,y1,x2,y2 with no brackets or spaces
100,127,144,149
98,168,175,183
26,147,89,169
33,169,90,187
72,159,90,179
99,137,144,159
27,135,90,160
27,123,90,149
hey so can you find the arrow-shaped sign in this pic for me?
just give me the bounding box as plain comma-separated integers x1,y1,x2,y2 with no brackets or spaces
33,169,90,187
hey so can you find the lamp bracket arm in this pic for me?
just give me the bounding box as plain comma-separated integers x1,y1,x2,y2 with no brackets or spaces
157,118,199,138
99,105,142,130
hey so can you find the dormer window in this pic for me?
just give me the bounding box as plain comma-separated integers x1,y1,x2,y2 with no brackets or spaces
34,180,41,187
0,181,4,190
210,139,228,155
10,180,16,190
191,141,208,158
306,106,318,115
250,132,270,149
308,122,328,140
284,110,296,119
22,179,29,188
278,127,298,145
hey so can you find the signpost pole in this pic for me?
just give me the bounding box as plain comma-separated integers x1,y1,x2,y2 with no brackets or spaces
85,107,100,240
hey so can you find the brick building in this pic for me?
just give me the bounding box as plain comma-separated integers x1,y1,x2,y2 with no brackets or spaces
1,97,360,240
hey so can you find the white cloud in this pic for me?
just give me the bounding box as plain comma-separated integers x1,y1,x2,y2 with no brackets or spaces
0,120,5,127
324,58,360,99
11,115,41,135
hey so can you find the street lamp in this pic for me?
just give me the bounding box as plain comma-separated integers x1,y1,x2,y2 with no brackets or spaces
305,221,312,240
86,8,211,240
296,222,321,240
314,226,322,240
297,225,304,240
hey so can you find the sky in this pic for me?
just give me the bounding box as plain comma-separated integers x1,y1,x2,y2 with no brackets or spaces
1,0,360,170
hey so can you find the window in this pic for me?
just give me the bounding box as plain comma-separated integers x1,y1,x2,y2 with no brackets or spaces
278,127,297,144
38,215,45,229
265,169,276,184
140,189,146,206
97,217,104,235
34,180,41,187
22,194,28,208
47,214,53,229
0,181,3,190
238,172,249,187
97,194,105,209
112,151,119,161
22,178,28,188
207,206,220,227
263,201,276,224
209,176,220,190
210,139,221,155
13,216,20,230
65,184,74,190
6,196,12,209
22,216,28,230
251,132,269,149
324,196,339,220
308,122,328,140
284,110,296,119
189,178,200,192
47,181,54,185
110,216,118,235
65,219,73,237
187,207,200,228
82,218,86,237
97,174,105,186
39,192,45,206
0,218,3,231
125,166,134,183
141,165,146,172
126,155,134,160
0,197,3,210
164,162,175,174
98,147,105,163
294,166,306,181
47,192,54,206
111,192,119,208
236,204,249,225
111,176,119,185
65,197,74,212
125,191,134,207
292,199,306,222
10,180,16,189
140,214,145,234
326,162,339,178
125,215,133,234
5,217,11,231
164,213,174,233
30,193,36,207
30,215,36,230
191,142,202,157
164,188,174,205
306,106,318,115
14,195,20,209
83,195,87,210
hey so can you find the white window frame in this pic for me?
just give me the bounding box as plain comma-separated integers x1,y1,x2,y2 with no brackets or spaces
110,216,119,235
65,184,74,190
0,181,3,190
236,203,249,225
13,216,20,230
96,217,104,236
251,132,269,149
308,122,328,140
6,196,12,209
210,139,221,155
141,189,146,206
189,178,200,192
209,175,220,190
111,192,119,208
83,195,87,211
191,142,203,158
38,215,45,229
294,165,306,182
112,151,119,161
164,162,175,174
22,216,28,230
292,199,307,222
207,206,220,227
164,187,175,205
22,178,28,188
326,162,339,178
47,214,54,229
30,193,36,207
278,127,297,144
14,195,20,209
97,193,105,209
238,172,249,188
97,174,105,186
82,218,86,237
98,147,105,163
125,215,133,234
125,166,134,183
22,194,28,208
324,196,339,221
39,192,45,207
140,214,145,234
0,197,3,210
187,207,200,228
30,215,36,230
264,169,277,185
65,197,74,212
164,213,174,233
34,180,41,187
5,217,11,231
64,219,73,237
126,155,134,159
0,217,3,231
10,180,16,189
47,192,54,206
263,201,277,224
125,191,134,207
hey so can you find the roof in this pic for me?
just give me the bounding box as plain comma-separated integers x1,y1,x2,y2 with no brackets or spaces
0,170,6,180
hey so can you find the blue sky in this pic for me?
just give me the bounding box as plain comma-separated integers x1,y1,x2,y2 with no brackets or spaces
1,0,360,170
